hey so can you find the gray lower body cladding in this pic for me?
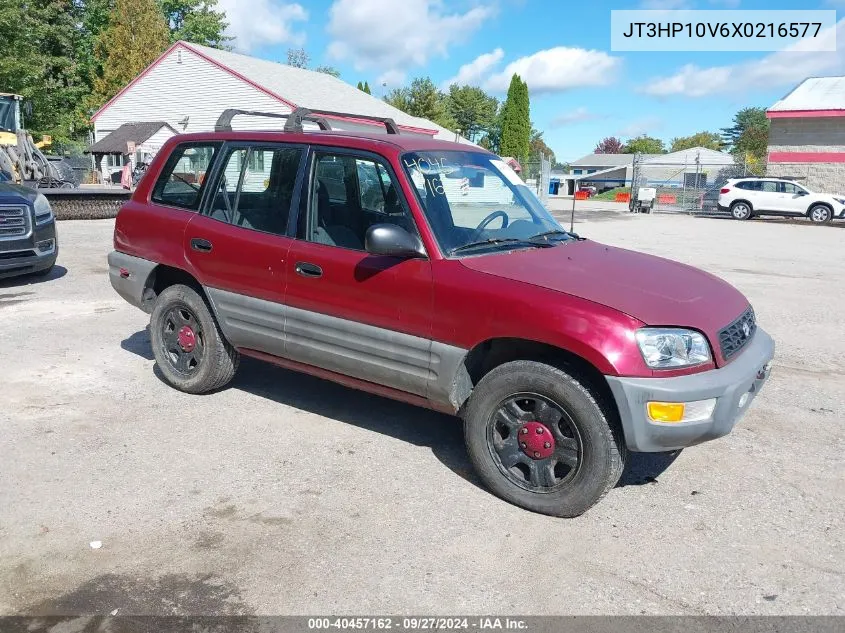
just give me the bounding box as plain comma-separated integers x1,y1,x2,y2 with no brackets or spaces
205,286,467,408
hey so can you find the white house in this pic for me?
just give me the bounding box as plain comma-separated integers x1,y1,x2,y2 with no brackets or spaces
91,41,466,182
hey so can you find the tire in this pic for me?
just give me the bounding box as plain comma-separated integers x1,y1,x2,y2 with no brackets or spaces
463,361,626,518
149,284,239,394
808,204,833,224
730,201,752,220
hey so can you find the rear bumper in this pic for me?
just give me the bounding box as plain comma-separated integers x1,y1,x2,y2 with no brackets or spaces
0,220,58,279
108,250,157,312
606,328,775,452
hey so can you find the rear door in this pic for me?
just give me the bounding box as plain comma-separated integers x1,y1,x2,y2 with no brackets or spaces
283,147,434,397
184,142,306,357
752,180,782,212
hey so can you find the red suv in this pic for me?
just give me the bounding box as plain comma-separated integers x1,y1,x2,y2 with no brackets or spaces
109,108,774,517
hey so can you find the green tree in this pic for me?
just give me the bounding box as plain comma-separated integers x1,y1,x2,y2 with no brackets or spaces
384,77,455,130
91,0,170,108
0,0,89,141
286,47,309,69
530,127,555,164
314,65,341,78
357,81,364,90
159,0,230,48
444,84,498,142
594,136,624,154
500,74,530,160
670,131,723,152
623,135,666,154
722,107,769,164
363,81,371,95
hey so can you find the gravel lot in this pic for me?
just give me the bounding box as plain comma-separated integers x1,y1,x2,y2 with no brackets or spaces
1,208,843,616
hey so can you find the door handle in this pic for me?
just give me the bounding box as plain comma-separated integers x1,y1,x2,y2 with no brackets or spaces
295,261,323,278
191,238,213,253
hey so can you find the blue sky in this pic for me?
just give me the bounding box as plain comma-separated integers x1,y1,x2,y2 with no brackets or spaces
216,0,845,161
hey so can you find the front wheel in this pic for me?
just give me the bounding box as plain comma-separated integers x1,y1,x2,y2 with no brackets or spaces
463,361,625,517
730,201,752,220
808,204,833,224
149,284,239,394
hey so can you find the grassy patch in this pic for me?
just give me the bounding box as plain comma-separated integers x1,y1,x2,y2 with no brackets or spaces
592,187,630,201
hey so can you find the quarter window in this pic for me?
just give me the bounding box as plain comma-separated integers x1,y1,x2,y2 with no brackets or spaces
207,145,302,236
152,143,219,210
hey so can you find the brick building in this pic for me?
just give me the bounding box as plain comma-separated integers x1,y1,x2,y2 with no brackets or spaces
767,76,845,193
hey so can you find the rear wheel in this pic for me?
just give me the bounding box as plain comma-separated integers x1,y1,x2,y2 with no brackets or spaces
808,204,832,224
150,284,239,394
730,201,752,220
463,361,625,517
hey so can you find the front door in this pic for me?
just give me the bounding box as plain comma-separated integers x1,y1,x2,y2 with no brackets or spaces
283,148,434,397
185,143,305,357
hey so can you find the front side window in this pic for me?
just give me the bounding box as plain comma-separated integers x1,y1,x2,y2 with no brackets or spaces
207,145,302,235
152,143,219,210
402,150,563,255
298,152,416,251
781,182,806,194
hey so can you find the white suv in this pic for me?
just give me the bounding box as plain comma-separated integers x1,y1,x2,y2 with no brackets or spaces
718,178,845,224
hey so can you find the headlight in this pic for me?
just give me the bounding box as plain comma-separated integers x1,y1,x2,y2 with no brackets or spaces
34,193,54,225
635,328,712,369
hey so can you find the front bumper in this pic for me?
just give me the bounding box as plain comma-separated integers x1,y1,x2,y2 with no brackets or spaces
606,328,775,452
0,220,58,279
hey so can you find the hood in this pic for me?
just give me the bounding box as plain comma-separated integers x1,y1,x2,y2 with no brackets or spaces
460,239,749,343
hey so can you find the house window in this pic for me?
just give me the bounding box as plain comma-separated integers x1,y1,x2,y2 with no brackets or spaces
572,169,583,175
106,154,124,168
587,169,597,174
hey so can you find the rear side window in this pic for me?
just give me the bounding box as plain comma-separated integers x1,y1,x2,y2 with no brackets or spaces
152,143,220,210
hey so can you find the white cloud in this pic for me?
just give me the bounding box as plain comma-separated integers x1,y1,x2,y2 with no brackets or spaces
550,107,603,127
617,117,664,138
326,0,496,83
218,0,307,52
377,69,407,90
442,48,505,88
643,19,845,97
486,47,622,94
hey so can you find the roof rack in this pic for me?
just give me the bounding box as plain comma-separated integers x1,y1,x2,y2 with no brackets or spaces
214,107,401,135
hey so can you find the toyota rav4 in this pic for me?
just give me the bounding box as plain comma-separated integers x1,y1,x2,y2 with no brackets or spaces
108,108,774,517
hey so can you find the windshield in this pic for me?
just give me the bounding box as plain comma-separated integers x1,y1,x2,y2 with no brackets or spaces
0,97,17,132
401,150,566,255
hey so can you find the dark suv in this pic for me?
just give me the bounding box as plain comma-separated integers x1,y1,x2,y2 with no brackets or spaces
0,182,58,279
109,108,774,517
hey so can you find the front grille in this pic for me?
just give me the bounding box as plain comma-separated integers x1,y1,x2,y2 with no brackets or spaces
0,206,30,240
719,306,756,361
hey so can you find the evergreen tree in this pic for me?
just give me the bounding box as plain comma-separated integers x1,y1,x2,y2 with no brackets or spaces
500,74,530,160
91,0,170,108
721,107,769,164
363,81,371,95
384,78,455,130
357,81,364,91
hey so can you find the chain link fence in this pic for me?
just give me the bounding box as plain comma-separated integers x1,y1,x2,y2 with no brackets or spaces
630,152,765,214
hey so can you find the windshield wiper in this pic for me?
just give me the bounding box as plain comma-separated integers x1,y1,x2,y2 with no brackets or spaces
450,238,553,255
530,229,585,242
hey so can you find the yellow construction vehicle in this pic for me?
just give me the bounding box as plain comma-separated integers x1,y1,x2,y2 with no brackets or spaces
0,92,76,187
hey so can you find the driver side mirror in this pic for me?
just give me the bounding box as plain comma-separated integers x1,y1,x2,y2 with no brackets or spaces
796,190,808,196
365,224,426,259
